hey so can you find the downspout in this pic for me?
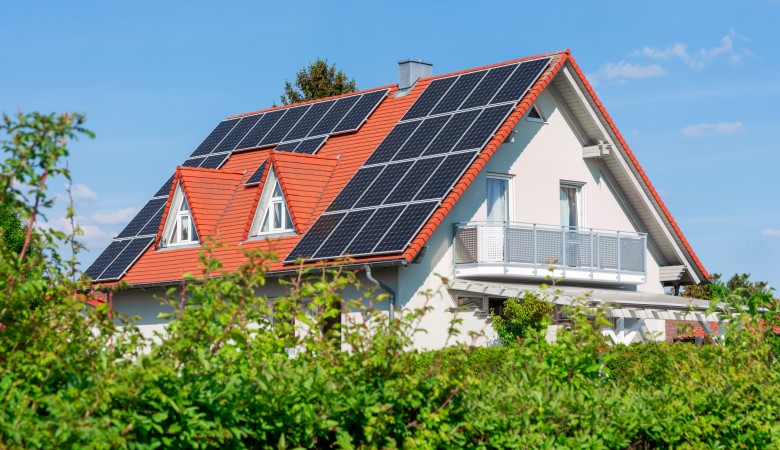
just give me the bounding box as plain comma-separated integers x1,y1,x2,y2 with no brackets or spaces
364,264,395,321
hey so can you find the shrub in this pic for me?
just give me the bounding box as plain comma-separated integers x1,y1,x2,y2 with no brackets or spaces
491,291,553,344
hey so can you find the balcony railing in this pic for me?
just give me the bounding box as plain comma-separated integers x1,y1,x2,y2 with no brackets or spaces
454,222,647,284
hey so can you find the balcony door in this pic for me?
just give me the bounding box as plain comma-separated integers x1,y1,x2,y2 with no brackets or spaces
560,183,584,267
482,175,512,262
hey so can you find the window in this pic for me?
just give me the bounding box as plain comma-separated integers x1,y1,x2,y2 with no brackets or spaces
487,175,512,222
526,104,545,123
250,169,295,236
161,183,199,248
560,182,583,229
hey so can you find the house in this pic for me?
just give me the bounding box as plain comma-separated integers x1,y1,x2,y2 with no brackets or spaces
86,50,720,347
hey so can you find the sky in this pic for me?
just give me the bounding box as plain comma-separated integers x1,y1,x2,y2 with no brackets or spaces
1,1,778,288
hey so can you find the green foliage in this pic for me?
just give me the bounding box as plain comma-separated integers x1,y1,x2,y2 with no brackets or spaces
278,58,357,105
3,110,780,447
683,272,770,300
491,291,553,343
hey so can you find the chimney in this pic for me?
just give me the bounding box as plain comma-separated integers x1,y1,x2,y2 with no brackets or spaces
398,59,433,90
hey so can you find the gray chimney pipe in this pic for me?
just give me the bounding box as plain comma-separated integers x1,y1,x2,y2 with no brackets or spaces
398,59,433,90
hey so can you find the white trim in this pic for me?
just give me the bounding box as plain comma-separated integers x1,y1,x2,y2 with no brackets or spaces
249,168,295,237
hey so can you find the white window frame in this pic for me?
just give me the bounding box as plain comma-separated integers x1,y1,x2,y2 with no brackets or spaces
249,168,295,238
526,104,546,123
486,173,515,223
160,182,199,248
560,181,585,229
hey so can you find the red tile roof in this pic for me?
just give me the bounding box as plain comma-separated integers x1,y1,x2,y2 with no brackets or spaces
105,49,707,287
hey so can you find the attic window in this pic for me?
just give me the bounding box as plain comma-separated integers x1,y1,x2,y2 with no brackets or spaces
161,183,199,248
526,104,545,123
249,168,295,237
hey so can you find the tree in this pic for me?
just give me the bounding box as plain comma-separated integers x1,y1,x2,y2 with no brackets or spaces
683,272,772,300
278,58,357,106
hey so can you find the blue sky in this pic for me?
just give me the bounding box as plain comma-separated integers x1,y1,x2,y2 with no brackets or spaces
2,1,778,288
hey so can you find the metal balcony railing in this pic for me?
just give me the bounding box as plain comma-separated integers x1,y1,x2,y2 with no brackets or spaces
454,222,647,280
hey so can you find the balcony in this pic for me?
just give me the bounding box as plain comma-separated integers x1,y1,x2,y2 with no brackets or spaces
454,222,647,285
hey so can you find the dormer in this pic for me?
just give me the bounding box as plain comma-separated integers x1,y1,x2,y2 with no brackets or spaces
249,168,295,237
160,182,199,248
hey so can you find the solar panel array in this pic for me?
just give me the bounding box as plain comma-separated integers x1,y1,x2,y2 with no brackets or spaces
86,89,389,281
285,57,551,263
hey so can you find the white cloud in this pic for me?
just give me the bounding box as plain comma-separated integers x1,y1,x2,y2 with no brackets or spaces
589,61,666,85
761,229,780,238
91,207,138,225
68,183,99,205
38,216,116,251
633,29,751,69
680,121,745,137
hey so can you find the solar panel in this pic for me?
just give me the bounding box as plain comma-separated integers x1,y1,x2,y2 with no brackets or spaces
154,176,174,197
332,90,388,133
415,151,478,201
190,119,239,157
275,140,301,152
383,156,444,205
85,239,130,279
491,57,550,104
214,114,263,153
452,103,514,151
459,64,516,110
245,160,267,186
401,77,457,121
236,109,286,150
421,109,481,156
98,236,154,280
294,136,327,154
353,161,413,208
285,57,551,264
286,213,345,261
313,209,375,258
372,201,438,253
309,95,361,136
326,166,384,212
391,115,449,161
138,202,166,236
364,121,421,165
344,205,405,255
259,105,310,146
116,198,168,238
283,100,336,141
182,157,204,168
200,153,229,169
429,70,486,116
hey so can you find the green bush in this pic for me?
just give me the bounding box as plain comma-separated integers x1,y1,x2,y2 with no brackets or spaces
491,291,553,344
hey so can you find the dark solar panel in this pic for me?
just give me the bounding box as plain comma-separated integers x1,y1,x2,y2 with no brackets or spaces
154,175,174,198
452,103,514,151
490,58,550,104
190,119,239,157
429,70,486,115
85,240,130,279
200,153,229,169
401,77,457,121
245,160,267,186
259,105,310,146
383,156,444,205
275,140,301,152
344,205,405,255
332,89,387,133
353,161,413,208
459,64,516,110
182,157,204,168
421,109,481,156
294,136,327,154
373,201,438,253
391,115,449,161
326,166,384,212
285,213,345,261
313,209,375,259
415,151,477,201
364,121,421,165
116,198,168,238
213,114,263,153
138,201,166,236
283,100,336,141
98,236,154,280
309,95,361,136
236,109,286,150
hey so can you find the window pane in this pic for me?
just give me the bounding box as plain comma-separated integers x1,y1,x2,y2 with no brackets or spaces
170,222,179,244
487,177,508,222
272,181,283,198
560,186,579,228
181,215,190,241
273,201,282,229
261,210,270,232
180,199,189,212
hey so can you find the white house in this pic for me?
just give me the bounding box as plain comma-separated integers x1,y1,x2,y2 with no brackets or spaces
87,50,717,348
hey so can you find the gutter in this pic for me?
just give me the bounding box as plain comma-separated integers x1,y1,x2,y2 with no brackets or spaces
364,264,396,321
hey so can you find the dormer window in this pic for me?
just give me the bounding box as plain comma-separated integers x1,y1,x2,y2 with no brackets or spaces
160,183,199,248
526,104,545,123
249,168,295,237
